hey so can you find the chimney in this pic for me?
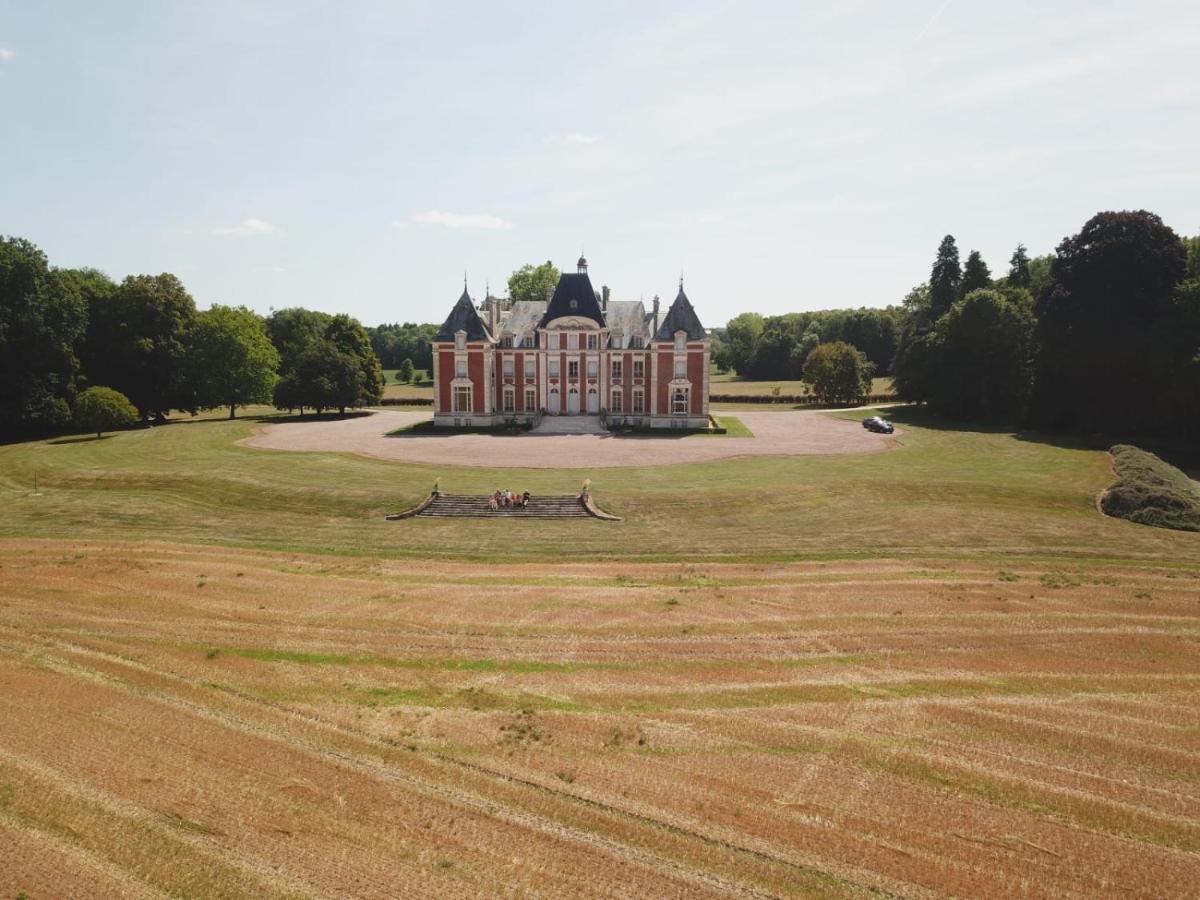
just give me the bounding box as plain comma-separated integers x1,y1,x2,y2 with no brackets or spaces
601,285,609,313
652,294,660,335
487,297,499,337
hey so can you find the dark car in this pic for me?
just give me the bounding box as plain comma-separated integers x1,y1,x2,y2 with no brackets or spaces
862,416,894,434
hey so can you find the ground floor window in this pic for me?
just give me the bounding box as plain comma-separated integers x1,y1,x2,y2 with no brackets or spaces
611,388,623,413
503,386,514,412
632,388,644,414
524,387,536,411
453,385,472,413
672,387,689,415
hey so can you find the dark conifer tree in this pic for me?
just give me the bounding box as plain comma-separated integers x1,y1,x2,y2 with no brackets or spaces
1008,243,1032,288
929,235,961,317
959,250,992,299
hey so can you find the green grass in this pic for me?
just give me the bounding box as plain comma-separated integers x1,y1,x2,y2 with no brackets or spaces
709,372,894,397
713,416,753,437
1,404,1198,567
1102,444,1200,532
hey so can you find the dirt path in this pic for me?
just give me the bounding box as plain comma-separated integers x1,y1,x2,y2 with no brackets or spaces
241,410,898,469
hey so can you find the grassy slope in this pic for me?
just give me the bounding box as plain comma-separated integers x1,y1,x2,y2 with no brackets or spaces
710,373,894,396
1,406,1197,568
1102,444,1200,532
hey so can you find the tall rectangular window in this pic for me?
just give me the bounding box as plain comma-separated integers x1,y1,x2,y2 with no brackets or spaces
503,387,514,412
672,387,689,414
456,358,468,378
524,387,536,410
524,358,535,378
611,389,623,413
453,386,471,412
632,389,644,414
675,333,686,352
674,359,686,379
587,359,598,377
502,357,513,376
611,359,623,379
633,359,644,378
587,334,598,350
567,333,578,350
549,359,560,377
568,360,579,378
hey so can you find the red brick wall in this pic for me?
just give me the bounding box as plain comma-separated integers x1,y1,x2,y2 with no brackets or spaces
468,349,486,413
437,349,454,412
657,350,672,412
688,348,706,414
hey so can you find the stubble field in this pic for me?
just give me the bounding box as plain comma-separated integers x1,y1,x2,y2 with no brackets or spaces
1,407,1199,897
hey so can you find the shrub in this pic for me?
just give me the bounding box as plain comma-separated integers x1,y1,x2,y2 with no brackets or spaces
1101,444,1200,533
73,386,138,437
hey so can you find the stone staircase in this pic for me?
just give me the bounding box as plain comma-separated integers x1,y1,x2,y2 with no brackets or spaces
415,493,592,519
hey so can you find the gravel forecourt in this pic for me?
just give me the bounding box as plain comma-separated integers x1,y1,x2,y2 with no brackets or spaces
242,409,899,469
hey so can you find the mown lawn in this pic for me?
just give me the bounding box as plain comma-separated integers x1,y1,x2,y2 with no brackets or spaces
2,405,1197,568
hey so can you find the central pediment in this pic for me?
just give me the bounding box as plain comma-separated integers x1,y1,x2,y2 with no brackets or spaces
543,316,603,330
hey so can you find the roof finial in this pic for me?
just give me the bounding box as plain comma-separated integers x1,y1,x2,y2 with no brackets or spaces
679,270,684,292
463,270,468,292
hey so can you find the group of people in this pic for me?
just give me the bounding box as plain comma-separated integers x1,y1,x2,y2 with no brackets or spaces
489,489,531,510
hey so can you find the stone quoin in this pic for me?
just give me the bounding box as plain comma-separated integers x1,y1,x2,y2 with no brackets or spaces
431,256,711,428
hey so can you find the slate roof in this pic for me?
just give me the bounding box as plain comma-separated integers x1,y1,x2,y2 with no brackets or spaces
537,272,605,328
434,288,492,341
604,300,651,348
653,287,708,341
497,300,546,344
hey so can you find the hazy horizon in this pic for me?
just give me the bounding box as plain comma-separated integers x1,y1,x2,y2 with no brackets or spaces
2,1,1197,327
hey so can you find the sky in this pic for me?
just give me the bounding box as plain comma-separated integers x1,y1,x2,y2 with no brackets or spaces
2,1,1198,327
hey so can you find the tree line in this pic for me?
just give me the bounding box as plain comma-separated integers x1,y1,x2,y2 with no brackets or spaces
892,210,1200,437
0,236,385,440
714,306,902,381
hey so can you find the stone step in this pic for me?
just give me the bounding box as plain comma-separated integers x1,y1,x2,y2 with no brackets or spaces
415,494,591,519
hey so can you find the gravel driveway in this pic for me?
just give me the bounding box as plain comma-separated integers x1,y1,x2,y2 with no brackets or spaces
241,410,898,469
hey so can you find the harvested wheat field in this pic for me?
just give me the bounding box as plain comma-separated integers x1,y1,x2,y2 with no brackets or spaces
2,540,1199,898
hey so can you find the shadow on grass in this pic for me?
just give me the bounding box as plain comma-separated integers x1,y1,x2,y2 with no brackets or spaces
46,434,116,445
868,403,1200,465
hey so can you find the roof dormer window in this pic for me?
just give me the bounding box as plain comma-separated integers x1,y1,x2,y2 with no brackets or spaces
455,331,466,351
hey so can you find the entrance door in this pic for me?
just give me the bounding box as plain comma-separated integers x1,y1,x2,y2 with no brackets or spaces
547,389,560,414
567,389,580,415
587,389,598,414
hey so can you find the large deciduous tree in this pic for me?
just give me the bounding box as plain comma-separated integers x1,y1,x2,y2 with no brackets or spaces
267,307,332,375
73,386,138,438
507,261,560,304
1030,210,1190,433
324,314,384,407
802,341,873,405
723,312,764,376
82,273,198,419
930,289,1033,421
273,342,361,414
890,285,937,403
189,305,280,418
0,237,87,437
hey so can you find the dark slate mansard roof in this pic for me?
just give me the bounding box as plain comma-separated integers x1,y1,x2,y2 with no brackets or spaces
434,288,492,342
653,287,708,341
537,273,606,328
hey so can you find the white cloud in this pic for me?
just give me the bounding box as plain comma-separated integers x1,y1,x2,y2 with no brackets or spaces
543,132,599,145
390,219,409,229
412,210,513,230
212,217,277,237
0,48,14,61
